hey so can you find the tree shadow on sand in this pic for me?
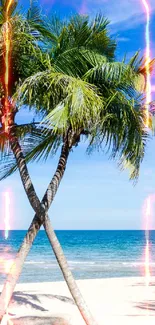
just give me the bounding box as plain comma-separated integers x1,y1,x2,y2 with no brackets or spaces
131,282,155,287
10,291,74,311
136,300,155,312
5,292,75,324
9,316,70,325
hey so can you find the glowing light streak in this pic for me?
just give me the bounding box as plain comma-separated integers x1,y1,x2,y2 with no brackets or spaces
0,262,15,325
2,0,14,240
0,245,14,324
2,190,13,323
144,197,151,286
2,0,13,133
5,0,13,93
1,2,14,323
141,0,152,288
0,258,13,275
4,192,10,240
142,0,152,127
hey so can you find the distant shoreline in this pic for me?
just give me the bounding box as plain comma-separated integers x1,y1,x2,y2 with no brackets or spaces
1,229,155,231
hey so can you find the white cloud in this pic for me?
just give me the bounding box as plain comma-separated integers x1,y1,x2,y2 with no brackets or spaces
80,0,155,30
117,37,130,42
49,0,155,29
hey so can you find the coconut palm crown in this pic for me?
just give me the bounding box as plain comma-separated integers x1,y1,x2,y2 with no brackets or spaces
5,14,153,180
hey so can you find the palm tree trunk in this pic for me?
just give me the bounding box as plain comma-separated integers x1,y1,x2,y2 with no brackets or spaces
0,214,43,320
0,137,97,325
10,135,41,214
44,217,97,325
0,141,69,320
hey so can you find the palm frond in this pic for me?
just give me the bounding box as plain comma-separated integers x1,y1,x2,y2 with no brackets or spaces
83,61,136,90
27,1,42,25
0,124,63,181
88,92,147,179
15,71,103,132
128,52,155,93
23,130,62,162
0,11,151,183
0,152,17,181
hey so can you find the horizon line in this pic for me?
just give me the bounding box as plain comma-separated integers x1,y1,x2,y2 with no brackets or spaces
0,229,155,231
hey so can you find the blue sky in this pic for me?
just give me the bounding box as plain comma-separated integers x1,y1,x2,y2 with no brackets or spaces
0,0,155,230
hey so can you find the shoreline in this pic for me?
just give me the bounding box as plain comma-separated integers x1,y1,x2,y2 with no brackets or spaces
1,276,155,324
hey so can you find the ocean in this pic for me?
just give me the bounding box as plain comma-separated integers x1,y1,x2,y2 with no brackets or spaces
0,230,155,284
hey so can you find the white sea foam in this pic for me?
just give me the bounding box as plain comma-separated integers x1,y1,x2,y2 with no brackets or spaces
25,261,45,264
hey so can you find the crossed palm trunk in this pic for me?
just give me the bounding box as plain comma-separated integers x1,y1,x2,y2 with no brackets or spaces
0,127,97,325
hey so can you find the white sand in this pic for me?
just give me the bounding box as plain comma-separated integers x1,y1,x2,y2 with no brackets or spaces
1,277,155,324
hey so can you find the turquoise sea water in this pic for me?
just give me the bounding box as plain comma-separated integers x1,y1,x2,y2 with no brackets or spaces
0,230,155,284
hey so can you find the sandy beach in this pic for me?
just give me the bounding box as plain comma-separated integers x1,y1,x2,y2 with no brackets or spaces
1,277,155,324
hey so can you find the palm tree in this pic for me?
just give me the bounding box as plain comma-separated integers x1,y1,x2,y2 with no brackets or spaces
0,8,153,324
0,6,105,324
